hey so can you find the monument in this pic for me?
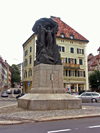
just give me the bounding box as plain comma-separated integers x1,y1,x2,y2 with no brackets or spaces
18,17,82,110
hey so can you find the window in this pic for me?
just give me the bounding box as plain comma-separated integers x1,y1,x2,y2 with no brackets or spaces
68,70,75,76
71,70,75,76
77,48,84,54
79,59,83,65
62,47,65,52
86,93,91,96
25,50,28,56
59,46,61,52
81,93,86,96
68,58,76,64
70,47,74,53
62,58,67,63
78,71,85,77
24,59,27,66
61,40,64,42
70,41,73,44
28,69,32,77
92,93,99,96
62,58,65,63
70,34,74,39
59,46,65,52
60,33,65,38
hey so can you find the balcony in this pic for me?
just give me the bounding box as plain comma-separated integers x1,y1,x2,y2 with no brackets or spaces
62,63,80,69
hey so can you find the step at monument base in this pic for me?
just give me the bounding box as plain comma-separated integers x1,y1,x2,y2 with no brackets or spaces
18,93,82,110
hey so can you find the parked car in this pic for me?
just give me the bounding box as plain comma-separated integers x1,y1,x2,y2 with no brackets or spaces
66,92,78,96
76,92,100,102
16,93,26,99
13,89,21,94
1,91,8,97
6,89,12,94
70,92,79,96
78,90,90,95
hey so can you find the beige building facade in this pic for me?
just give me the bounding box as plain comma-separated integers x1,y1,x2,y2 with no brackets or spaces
22,16,89,93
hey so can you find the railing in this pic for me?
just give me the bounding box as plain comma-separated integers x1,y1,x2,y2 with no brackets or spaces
62,63,80,69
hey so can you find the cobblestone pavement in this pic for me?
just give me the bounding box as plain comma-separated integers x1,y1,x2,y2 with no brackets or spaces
0,104,100,123
0,97,16,101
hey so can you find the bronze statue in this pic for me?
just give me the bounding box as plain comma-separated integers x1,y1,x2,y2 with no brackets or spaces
32,18,62,65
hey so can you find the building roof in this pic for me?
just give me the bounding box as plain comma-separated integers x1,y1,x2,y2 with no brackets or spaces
88,54,99,71
23,16,89,47
97,47,100,51
51,16,89,42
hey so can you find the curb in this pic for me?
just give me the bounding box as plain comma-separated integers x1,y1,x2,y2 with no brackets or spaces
1,114,100,125
34,114,100,122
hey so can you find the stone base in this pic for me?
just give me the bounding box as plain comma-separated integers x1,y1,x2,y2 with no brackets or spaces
32,64,66,93
18,93,82,110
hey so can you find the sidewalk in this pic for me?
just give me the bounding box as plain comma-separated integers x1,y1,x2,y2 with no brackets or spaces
0,103,100,125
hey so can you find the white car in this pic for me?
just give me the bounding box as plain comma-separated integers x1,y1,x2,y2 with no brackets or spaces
1,91,8,97
76,92,100,102
6,89,12,94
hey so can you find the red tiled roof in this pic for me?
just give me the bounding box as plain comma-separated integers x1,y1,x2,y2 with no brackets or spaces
88,54,99,70
97,47,100,51
51,16,89,42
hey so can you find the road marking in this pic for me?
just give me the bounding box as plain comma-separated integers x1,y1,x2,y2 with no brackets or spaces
48,129,71,133
88,125,100,128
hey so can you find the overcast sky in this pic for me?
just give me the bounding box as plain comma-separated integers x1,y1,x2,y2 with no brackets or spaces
0,0,100,65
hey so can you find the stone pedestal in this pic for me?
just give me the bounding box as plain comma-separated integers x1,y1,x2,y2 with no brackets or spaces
18,93,82,110
31,64,66,93
18,64,82,110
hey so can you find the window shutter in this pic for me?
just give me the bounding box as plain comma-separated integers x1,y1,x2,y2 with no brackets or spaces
59,46,61,52
78,71,79,77
83,71,85,77
68,58,70,63
65,58,67,63
73,48,74,53
75,59,77,64
79,59,83,65
82,49,84,54
77,48,79,54
66,70,67,76
69,70,71,76
75,70,77,77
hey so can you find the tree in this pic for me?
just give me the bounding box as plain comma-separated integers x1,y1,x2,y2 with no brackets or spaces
89,70,100,92
10,64,21,87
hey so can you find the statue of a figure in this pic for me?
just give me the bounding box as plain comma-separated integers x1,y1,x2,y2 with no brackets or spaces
32,18,62,65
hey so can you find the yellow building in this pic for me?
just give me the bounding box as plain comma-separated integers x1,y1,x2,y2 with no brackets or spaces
22,16,89,93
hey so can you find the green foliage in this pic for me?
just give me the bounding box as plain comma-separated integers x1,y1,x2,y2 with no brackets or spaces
10,64,21,84
89,70,100,91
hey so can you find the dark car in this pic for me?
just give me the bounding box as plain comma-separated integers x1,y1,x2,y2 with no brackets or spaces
1,91,8,97
16,93,26,99
13,89,21,94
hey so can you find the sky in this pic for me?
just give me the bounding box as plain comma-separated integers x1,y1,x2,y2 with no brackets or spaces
0,0,100,65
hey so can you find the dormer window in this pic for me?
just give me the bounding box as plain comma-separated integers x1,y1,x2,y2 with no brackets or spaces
70,34,74,39
60,33,65,38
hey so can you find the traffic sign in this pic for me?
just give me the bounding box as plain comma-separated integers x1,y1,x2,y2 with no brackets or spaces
28,81,30,86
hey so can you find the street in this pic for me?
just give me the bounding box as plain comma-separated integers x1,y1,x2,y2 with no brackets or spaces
0,98,100,132
0,117,100,133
